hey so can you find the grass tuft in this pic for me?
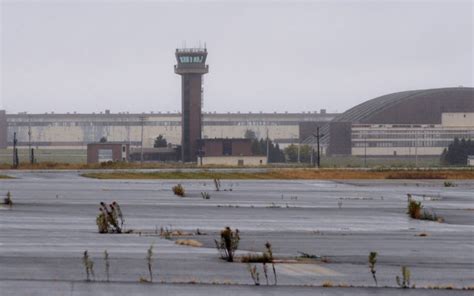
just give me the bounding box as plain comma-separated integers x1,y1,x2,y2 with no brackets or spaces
172,184,185,197
175,239,203,247
322,281,333,287
3,191,13,208
444,181,456,187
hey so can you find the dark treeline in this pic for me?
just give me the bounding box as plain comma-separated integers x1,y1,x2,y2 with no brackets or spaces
441,138,474,165
250,138,285,163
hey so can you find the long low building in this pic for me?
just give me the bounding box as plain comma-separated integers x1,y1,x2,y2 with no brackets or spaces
0,110,336,150
351,112,474,156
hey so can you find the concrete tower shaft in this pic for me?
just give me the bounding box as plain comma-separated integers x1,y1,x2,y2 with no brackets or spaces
174,48,209,162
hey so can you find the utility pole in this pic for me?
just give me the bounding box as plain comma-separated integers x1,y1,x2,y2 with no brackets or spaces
364,130,367,168
316,127,321,168
266,128,270,164
139,115,146,164
297,141,301,164
13,132,19,168
415,129,418,168
28,115,33,164
312,127,324,168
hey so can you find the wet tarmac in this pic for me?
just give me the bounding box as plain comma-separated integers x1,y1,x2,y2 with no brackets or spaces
1,171,473,295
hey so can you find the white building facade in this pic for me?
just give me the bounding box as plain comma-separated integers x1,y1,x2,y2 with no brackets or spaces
351,113,474,156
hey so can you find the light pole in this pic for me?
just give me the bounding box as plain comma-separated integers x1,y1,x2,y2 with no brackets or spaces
297,142,301,164
139,115,146,164
415,129,419,168
364,130,367,168
28,115,33,164
266,128,269,164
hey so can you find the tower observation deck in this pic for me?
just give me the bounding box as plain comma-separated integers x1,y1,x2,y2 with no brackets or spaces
174,47,209,162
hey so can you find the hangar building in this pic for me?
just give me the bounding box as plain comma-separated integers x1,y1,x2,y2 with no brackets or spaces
303,87,474,157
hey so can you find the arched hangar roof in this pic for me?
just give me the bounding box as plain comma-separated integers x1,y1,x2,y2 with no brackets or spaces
334,87,473,124
302,87,474,145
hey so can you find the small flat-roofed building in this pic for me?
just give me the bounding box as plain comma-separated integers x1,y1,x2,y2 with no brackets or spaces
87,143,129,163
129,147,179,162
198,138,266,166
468,156,474,166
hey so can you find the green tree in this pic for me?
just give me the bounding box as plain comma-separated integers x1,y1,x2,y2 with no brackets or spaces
285,144,298,162
249,138,285,163
299,145,313,163
270,142,285,163
251,138,262,155
284,144,313,163
154,135,168,148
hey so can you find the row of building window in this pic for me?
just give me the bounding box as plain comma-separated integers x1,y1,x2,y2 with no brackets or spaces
8,121,304,127
352,130,474,140
352,140,467,148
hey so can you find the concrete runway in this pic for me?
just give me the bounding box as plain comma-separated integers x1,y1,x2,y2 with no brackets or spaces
1,171,473,295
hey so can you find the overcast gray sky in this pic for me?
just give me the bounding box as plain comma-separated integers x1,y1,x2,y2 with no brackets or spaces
1,0,472,114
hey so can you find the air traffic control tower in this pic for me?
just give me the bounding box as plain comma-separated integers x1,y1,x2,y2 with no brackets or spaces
174,47,209,162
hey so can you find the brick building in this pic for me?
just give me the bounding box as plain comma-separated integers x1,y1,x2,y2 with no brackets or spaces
198,138,266,166
87,143,129,163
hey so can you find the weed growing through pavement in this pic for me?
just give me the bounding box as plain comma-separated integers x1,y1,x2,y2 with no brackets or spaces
159,226,193,239
322,280,333,287
172,184,185,197
266,242,277,285
427,284,455,289
96,202,123,233
241,242,277,285
262,261,269,285
112,201,124,229
160,226,172,239
368,251,378,286
396,266,411,288
3,191,12,208
195,228,206,235
444,181,456,187
421,209,444,222
407,199,422,219
175,239,203,247
297,251,318,259
96,209,108,233
407,198,443,222
267,202,281,208
82,250,95,281
214,178,221,191
214,226,240,262
247,263,260,286
146,245,154,282
104,250,110,282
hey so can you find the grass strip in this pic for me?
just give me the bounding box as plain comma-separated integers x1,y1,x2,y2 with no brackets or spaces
81,169,474,180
